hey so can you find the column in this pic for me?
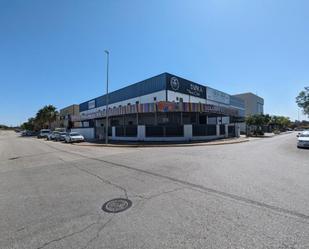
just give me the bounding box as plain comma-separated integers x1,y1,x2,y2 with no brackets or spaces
225,124,229,138
112,126,116,139
216,124,220,137
184,124,192,141
137,125,145,141
235,123,240,137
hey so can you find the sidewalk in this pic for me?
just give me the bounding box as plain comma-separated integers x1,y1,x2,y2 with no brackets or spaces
246,131,294,140
72,137,249,148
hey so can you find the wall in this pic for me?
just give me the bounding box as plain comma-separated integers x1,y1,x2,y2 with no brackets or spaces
167,90,206,103
206,87,230,105
111,125,229,142
60,104,80,116
80,90,166,116
80,73,167,112
233,93,264,116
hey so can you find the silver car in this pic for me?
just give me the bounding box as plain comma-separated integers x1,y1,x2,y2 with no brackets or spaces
65,132,85,143
54,132,67,142
37,129,51,139
297,131,309,148
47,131,59,140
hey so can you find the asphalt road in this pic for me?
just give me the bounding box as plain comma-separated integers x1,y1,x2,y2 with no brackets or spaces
0,130,309,249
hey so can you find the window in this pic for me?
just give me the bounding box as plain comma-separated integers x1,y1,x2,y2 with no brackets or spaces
176,97,179,101
153,97,157,101
136,101,139,105
179,98,183,102
127,103,131,106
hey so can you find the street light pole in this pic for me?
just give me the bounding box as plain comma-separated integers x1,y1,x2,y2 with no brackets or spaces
105,50,109,144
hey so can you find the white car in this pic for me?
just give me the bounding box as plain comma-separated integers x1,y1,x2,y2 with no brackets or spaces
65,132,85,143
47,131,60,140
37,129,51,138
297,131,309,148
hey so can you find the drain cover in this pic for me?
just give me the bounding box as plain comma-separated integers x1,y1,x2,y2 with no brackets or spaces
102,198,132,213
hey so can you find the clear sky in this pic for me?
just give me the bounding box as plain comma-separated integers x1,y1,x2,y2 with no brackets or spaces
1,0,308,126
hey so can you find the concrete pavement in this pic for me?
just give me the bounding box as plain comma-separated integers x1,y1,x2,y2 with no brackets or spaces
0,130,308,248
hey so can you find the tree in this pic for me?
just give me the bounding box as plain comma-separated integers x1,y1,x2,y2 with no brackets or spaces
296,87,309,117
245,114,268,136
21,117,35,131
20,105,58,131
35,105,58,129
0,124,9,129
269,115,291,130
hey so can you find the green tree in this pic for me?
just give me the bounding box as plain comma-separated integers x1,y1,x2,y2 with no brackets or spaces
296,87,309,117
0,124,9,129
35,105,58,129
245,114,268,136
269,115,291,131
21,117,35,131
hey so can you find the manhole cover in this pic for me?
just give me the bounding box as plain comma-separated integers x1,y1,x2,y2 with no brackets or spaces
102,198,132,213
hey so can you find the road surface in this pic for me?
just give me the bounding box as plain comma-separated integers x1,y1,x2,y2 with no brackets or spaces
0,130,308,249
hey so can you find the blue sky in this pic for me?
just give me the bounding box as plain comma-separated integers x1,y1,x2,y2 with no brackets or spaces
0,0,308,126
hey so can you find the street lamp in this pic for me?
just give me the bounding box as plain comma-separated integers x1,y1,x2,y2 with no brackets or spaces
105,50,109,144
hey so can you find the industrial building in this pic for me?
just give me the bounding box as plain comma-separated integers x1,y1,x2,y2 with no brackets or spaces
51,104,80,130
233,92,264,133
70,73,246,141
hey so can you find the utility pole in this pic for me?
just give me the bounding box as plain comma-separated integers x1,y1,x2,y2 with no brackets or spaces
105,50,109,144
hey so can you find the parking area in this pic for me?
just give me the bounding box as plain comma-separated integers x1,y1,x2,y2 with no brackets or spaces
0,130,309,249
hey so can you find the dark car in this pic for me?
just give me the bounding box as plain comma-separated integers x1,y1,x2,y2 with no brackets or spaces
21,130,37,136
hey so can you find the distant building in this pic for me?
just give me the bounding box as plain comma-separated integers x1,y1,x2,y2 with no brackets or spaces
59,105,79,129
233,92,264,133
233,92,264,116
51,104,80,130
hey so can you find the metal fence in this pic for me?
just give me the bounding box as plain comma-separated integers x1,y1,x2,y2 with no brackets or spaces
228,125,235,137
145,125,184,137
220,125,225,135
95,126,112,139
115,126,137,137
192,125,217,137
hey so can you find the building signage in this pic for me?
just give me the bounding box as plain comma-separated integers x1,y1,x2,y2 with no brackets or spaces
167,75,206,99
73,101,239,122
170,77,180,91
206,87,230,105
88,100,95,109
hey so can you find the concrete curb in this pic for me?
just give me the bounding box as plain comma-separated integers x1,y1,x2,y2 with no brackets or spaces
71,138,249,148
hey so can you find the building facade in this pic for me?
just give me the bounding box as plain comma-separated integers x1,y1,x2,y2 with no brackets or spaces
233,92,264,116
233,92,264,133
51,104,80,130
71,73,245,141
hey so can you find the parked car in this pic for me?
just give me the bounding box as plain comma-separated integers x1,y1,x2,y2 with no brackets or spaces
297,129,309,137
54,128,66,132
47,131,60,140
65,132,85,143
21,130,36,136
37,129,51,138
54,132,67,142
297,131,309,148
